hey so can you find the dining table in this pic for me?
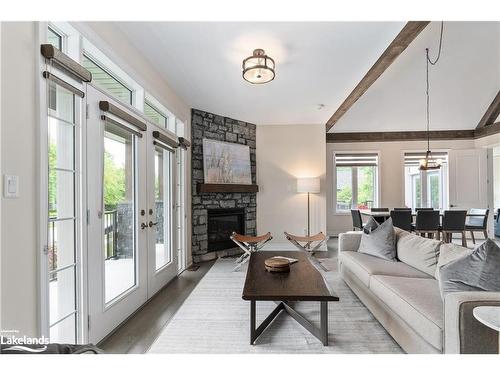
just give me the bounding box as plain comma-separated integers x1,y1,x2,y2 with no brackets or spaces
359,209,485,218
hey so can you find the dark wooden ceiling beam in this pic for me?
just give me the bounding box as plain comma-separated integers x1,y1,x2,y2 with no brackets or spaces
474,121,500,138
326,129,474,143
326,124,500,143
476,90,500,128
325,21,430,132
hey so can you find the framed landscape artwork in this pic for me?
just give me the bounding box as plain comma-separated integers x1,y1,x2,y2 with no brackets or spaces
203,139,252,184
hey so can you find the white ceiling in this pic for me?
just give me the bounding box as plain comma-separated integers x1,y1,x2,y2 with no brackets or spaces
331,21,500,133
115,22,405,125
115,21,499,131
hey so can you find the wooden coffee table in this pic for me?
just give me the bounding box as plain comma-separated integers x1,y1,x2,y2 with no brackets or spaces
242,251,339,346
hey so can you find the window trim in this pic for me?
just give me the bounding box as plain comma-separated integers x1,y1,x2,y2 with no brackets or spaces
333,151,381,214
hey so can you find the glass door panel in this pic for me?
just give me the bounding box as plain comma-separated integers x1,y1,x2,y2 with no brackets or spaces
46,81,79,344
154,146,172,271
103,121,137,304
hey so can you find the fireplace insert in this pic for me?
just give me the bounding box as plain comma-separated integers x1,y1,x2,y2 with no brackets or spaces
207,208,245,252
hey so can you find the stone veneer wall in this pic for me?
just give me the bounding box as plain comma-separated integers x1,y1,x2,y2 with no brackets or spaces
191,108,257,263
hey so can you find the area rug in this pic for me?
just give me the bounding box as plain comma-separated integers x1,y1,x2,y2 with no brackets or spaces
147,258,403,354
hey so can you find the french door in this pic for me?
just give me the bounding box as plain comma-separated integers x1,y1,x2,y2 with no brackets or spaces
147,138,178,297
86,86,178,343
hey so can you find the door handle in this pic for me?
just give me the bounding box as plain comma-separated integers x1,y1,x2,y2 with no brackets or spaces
148,221,158,228
140,222,148,230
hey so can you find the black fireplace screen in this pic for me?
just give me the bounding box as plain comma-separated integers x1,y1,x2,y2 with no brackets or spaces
207,208,245,252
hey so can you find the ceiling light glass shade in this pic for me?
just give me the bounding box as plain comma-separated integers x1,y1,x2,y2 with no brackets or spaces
242,49,275,84
419,150,442,171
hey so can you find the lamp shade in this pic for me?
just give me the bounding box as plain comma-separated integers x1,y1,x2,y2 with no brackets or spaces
297,177,320,193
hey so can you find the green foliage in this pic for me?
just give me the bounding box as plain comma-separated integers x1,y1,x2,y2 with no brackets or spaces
49,143,125,212
104,151,126,210
429,174,439,208
357,166,375,206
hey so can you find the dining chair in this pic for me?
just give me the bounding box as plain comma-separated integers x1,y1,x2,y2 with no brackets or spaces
415,208,434,212
351,209,364,231
393,207,412,211
415,210,440,240
442,210,468,247
465,209,489,244
370,208,389,224
390,210,413,232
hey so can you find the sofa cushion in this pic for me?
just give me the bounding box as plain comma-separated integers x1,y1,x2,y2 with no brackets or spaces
435,242,472,281
439,239,500,298
396,232,441,277
339,251,431,288
370,275,443,351
363,216,379,233
358,218,397,261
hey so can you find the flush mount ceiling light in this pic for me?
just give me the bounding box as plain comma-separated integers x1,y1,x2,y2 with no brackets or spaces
242,49,275,84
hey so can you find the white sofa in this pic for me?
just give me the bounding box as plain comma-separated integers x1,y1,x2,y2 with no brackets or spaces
338,229,500,354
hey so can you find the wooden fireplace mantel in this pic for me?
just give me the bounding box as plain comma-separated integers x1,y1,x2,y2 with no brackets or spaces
197,183,259,193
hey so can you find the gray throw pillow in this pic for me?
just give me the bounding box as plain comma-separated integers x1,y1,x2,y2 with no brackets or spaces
439,239,500,298
363,216,379,233
358,218,396,261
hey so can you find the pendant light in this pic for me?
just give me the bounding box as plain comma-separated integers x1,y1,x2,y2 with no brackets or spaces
420,22,444,171
242,49,275,84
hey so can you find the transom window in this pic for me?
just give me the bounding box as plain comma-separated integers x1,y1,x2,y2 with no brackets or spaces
47,27,63,50
82,54,133,105
334,153,379,212
404,152,448,210
144,101,168,128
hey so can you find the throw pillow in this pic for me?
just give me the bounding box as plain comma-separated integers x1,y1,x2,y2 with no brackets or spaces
363,216,379,233
434,243,473,281
439,239,500,298
396,232,441,277
358,217,396,261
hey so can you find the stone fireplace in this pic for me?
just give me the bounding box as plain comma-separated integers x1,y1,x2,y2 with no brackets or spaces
191,109,257,263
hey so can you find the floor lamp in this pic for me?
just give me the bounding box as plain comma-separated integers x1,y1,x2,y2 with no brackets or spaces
297,177,320,238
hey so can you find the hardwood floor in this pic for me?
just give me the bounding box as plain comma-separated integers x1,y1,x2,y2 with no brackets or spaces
98,260,215,354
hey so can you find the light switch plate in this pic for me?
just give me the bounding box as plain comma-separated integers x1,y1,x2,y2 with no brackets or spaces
3,175,19,198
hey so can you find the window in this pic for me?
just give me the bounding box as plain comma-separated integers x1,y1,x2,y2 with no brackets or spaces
47,27,63,50
144,101,168,128
47,80,79,344
404,152,448,210
82,54,133,105
334,153,379,212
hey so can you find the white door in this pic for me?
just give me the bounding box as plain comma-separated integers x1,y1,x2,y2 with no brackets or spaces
448,148,494,237
448,149,488,210
147,132,178,297
86,86,148,343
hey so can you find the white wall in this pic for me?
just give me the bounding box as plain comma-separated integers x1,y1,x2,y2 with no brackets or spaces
1,22,39,336
257,124,326,244
0,21,192,338
326,139,478,235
